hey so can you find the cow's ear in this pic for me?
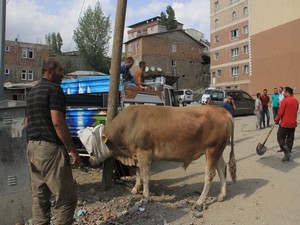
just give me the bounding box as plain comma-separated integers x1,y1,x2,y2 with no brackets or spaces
102,135,108,144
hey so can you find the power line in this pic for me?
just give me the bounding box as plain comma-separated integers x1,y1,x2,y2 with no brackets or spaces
68,0,85,51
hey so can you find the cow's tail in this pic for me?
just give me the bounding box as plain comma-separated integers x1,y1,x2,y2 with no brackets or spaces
229,119,237,183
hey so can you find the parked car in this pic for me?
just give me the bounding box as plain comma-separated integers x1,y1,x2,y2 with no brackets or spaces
208,89,255,116
200,87,215,104
175,89,193,106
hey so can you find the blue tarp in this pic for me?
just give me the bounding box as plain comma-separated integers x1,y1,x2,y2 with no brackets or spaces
61,75,122,95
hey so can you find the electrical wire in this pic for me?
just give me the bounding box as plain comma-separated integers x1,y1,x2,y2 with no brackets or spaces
68,0,85,51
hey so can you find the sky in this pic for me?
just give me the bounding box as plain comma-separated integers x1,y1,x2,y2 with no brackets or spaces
4,0,210,55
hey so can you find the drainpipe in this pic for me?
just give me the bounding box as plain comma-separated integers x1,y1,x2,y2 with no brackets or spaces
0,0,6,100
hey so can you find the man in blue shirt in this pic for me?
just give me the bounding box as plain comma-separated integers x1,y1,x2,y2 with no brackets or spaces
121,57,136,86
224,94,236,116
271,87,280,125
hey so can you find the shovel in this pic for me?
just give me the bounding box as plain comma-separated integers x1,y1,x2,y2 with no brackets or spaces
256,123,276,155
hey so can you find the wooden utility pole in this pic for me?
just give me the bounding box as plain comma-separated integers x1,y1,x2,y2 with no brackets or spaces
102,0,127,189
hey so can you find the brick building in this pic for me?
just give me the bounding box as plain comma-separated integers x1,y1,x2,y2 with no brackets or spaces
4,40,50,100
125,17,210,91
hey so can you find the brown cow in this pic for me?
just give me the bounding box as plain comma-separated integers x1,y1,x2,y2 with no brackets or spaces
101,105,236,211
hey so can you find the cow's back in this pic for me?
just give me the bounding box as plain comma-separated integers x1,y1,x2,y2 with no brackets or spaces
103,105,233,165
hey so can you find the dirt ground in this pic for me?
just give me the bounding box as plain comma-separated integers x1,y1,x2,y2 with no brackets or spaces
72,113,300,225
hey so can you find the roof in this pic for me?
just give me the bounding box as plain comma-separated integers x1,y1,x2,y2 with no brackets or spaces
124,29,206,47
128,16,161,28
128,16,183,28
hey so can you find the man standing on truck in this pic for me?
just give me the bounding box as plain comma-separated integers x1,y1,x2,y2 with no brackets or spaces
25,58,81,225
120,57,135,86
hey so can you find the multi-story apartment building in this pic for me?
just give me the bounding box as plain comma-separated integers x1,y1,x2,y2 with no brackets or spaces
210,0,300,97
250,0,300,97
125,17,210,91
210,0,250,91
3,40,49,100
4,40,50,100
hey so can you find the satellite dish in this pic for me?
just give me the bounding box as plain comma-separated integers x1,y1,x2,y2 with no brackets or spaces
150,66,155,72
145,66,149,72
157,67,162,72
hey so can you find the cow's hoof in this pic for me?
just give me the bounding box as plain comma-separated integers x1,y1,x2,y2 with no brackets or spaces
141,198,149,205
193,203,203,212
217,194,225,202
131,188,138,195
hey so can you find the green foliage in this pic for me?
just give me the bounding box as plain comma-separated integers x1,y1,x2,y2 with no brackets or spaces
160,5,177,30
45,32,63,55
73,2,111,73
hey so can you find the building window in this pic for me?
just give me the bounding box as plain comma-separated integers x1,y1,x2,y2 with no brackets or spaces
214,35,220,43
243,6,249,16
214,1,219,11
128,43,132,53
217,69,222,77
171,59,176,67
231,67,239,76
232,11,237,20
22,49,28,58
5,68,10,74
231,48,239,58
171,44,177,53
243,25,249,34
215,19,219,28
136,41,139,49
214,52,219,60
21,48,34,59
231,29,239,40
244,65,249,74
21,70,27,80
5,46,10,52
28,49,34,59
28,70,34,80
243,45,249,54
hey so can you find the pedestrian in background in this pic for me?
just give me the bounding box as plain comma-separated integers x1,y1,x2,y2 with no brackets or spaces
260,89,270,128
271,87,280,125
274,87,299,162
255,93,262,130
25,58,81,225
278,86,285,106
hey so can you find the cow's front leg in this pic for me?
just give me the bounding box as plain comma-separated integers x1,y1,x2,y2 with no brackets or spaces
131,167,141,195
136,151,152,203
194,153,217,211
216,155,227,202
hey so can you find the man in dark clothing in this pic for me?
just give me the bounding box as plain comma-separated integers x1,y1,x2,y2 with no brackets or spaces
274,87,299,162
25,58,81,224
260,89,270,128
120,57,135,86
224,94,236,116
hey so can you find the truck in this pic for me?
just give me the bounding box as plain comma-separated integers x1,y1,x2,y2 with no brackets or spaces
60,74,178,156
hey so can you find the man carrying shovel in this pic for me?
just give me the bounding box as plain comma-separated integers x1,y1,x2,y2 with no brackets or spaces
274,87,299,162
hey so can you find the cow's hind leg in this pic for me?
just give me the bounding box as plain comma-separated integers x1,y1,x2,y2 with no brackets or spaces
216,154,226,202
194,153,217,212
131,167,141,195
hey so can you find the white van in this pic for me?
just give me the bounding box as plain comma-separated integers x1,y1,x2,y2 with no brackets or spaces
200,87,215,104
176,89,193,106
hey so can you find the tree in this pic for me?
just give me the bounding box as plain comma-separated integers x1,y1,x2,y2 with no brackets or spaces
160,5,178,30
45,32,63,55
73,2,111,73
